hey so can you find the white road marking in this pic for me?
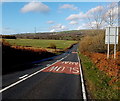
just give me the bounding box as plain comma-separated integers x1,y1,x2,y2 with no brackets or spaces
56,67,62,71
77,52,87,100
75,62,78,65
72,67,79,74
19,74,28,79
68,62,71,64
61,67,65,71
49,66,59,71
67,67,72,72
0,54,69,93
71,62,75,65
64,62,67,64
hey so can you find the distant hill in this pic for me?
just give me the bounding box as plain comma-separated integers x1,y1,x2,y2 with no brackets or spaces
2,29,105,41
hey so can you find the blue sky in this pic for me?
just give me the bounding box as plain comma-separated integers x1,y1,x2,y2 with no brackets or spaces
1,2,111,34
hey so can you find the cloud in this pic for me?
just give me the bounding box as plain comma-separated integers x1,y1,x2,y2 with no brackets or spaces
105,6,118,17
21,2,50,13
87,6,104,14
66,5,109,29
69,21,78,25
47,20,55,24
90,21,108,29
59,4,78,11
66,12,86,21
50,24,68,32
77,22,98,30
66,13,80,21
66,6,104,22
50,29,56,32
78,21,108,29
77,23,86,30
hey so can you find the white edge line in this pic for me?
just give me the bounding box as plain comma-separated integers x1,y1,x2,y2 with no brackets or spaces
77,52,87,101
19,74,28,79
0,54,69,93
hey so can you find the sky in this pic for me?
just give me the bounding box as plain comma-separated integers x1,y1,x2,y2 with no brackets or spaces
0,1,118,35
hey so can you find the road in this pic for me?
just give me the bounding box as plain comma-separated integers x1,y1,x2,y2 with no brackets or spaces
1,44,86,100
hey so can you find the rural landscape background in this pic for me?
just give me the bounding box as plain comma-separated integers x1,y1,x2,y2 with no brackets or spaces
1,1,120,100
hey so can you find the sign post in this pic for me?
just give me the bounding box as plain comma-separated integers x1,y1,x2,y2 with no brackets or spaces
105,27,119,59
114,27,117,59
107,27,110,59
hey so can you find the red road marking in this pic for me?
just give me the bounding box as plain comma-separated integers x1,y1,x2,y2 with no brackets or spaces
72,52,77,53
42,61,80,75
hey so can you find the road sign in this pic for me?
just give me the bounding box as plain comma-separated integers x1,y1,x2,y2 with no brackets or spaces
105,27,119,44
105,36,119,44
105,27,119,59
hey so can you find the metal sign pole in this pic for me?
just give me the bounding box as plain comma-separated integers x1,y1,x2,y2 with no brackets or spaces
114,27,117,59
107,27,110,59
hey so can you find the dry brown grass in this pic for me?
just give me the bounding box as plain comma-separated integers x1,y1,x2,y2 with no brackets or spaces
11,46,47,53
80,33,106,53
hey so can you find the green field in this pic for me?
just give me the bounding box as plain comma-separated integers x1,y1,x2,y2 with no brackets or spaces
5,39,78,49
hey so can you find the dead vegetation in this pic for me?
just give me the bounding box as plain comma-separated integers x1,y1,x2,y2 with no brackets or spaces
79,30,120,99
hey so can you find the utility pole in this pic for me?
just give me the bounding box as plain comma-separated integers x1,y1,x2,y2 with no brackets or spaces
34,27,36,34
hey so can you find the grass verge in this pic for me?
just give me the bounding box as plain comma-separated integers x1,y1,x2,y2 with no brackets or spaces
79,53,119,100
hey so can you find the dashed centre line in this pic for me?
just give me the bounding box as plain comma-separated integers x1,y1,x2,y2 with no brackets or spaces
19,74,28,79
42,61,80,75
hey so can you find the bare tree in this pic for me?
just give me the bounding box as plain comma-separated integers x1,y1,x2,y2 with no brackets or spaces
85,3,118,29
103,3,118,27
86,6,106,29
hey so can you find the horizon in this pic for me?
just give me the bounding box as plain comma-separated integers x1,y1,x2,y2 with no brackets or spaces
1,29,106,35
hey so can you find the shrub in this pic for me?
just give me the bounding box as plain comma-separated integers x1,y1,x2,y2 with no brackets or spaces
2,35,16,39
2,39,11,47
80,31,120,53
80,33,107,53
49,43,56,49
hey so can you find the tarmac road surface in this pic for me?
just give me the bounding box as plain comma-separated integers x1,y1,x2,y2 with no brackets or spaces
1,44,86,100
